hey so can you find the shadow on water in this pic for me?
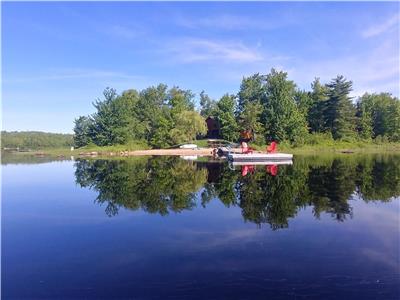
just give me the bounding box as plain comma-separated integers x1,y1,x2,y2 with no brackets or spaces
74,155,400,229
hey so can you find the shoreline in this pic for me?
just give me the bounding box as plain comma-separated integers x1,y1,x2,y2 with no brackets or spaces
3,142,400,159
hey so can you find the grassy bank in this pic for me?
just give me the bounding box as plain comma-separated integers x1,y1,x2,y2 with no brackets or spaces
252,141,400,154
4,139,400,159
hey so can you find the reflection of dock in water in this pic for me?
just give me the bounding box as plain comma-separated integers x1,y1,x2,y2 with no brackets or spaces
230,159,293,166
228,153,293,163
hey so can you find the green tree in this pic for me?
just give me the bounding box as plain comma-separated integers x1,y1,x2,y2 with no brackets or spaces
170,111,207,145
238,102,264,143
262,69,308,143
90,88,124,146
215,94,239,142
356,99,373,139
73,116,93,147
199,91,217,117
358,93,400,141
237,73,266,113
386,98,400,141
295,89,312,117
167,86,195,116
308,78,329,133
325,76,356,140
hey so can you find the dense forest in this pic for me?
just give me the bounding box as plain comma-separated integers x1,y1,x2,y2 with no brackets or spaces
74,155,400,229
1,131,73,149
73,68,400,148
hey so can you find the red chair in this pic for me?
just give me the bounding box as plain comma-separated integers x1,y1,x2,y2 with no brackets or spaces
266,141,277,153
266,165,278,176
241,142,254,154
241,165,255,176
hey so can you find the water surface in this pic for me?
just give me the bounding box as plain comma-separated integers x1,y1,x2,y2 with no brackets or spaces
2,154,400,299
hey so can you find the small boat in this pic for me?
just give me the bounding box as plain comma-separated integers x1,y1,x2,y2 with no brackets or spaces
228,152,293,163
180,155,198,160
179,144,198,149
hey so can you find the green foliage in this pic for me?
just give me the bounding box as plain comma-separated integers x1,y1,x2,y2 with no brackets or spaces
356,99,373,140
74,85,206,148
199,90,217,117
215,94,239,142
75,157,208,216
262,69,308,144
237,73,265,113
357,93,400,142
1,131,73,149
72,70,398,148
73,116,93,147
170,111,207,145
325,76,356,139
238,101,264,144
308,78,329,133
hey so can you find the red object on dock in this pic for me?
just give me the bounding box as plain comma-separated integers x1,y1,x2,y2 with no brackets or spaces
241,142,254,154
266,141,277,153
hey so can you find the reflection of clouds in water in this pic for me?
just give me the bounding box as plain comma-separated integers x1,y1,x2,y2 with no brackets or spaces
352,199,399,270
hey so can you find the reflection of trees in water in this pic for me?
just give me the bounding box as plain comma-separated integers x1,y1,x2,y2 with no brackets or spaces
75,155,399,228
307,159,356,221
75,157,208,216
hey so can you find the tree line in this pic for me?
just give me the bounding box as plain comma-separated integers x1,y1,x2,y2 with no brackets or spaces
74,69,400,148
1,131,73,149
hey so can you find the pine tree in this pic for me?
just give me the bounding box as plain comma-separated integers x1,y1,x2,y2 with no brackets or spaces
308,78,328,133
325,76,356,139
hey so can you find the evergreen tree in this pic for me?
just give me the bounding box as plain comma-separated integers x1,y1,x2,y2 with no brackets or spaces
308,78,328,133
73,116,93,147
325,75,356,139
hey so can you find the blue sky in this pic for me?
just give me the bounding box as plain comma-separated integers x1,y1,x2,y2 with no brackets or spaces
3,2,399,133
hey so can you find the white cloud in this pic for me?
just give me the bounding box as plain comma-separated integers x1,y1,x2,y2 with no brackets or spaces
288,39,400,98
176,14,283,31
166,38,263,63
362,14,399,38
4,69,145,84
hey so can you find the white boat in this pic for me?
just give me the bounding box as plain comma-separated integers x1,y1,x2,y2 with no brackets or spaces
180,155,198,160
228,152,293,162
179,144,198,149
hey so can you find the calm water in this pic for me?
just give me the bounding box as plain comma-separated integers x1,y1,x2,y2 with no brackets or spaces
2,154,400,299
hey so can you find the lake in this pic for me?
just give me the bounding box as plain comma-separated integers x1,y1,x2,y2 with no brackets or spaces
2,154,399,299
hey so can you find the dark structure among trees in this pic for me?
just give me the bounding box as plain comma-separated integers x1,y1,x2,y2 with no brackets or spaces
205,117,221,138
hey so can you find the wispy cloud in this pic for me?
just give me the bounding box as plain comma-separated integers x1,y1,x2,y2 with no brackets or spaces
176,14,283,31
288,39,400,97
4,69,144,84
166,38,263,63
362,14,399,38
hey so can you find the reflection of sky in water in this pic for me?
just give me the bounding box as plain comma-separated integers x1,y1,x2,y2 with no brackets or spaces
2,160,399,299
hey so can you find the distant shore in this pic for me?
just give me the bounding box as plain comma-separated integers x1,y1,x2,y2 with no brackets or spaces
4,141,400,160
